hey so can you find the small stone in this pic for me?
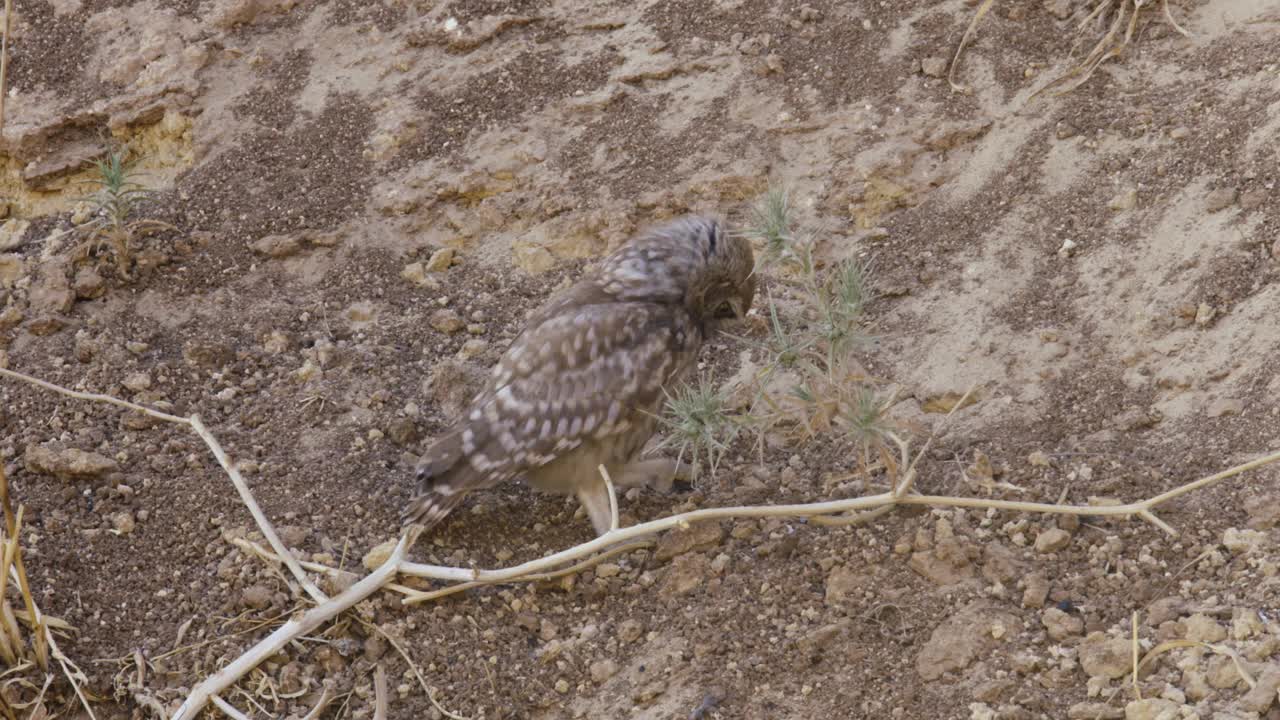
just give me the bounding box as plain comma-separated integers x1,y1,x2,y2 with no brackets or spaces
1034,528,1071,553
1169,126,1189,140
1222,527,1265,553
1205,187,1237,213
73,267,106,299
1123,698,1179,720
401,261,438,288
241,584,272,610
1042,607,1084,640
539,619,559,641
1022,573,1050,608
1194,302,1216,326
596,563,621,578
110,511,135,535
0,219,28,251
554,678,569,694
1239,667,1280,712
589,659,618,684
429,308,465,334
425,248,455,272
0,254,23,288
921,56,947,77
659,552,711,596
1240,189,1267,210
1205,654,1242,688
1027,451,1051,467
23,445,119,480
457,339,488,360
1079,633,1130,679
1068,702,1124,719
1206,398,1242,418
1145,597,1185,626
825,565,862,607
617,620,643,643
1045,0,1073,20
251,234,302,258
1109,188,1138,211
126,341,150,354
655,521,723,561
122,372,152,392
0,305,24,331
386,418,420,446
1183,613,1226,643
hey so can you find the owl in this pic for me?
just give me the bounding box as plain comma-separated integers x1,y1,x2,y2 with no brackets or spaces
405,215,756,535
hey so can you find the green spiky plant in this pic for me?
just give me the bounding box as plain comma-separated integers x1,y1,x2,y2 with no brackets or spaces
74,151,173,280
656,186,902,485
653,375,740,481
744,187,901,479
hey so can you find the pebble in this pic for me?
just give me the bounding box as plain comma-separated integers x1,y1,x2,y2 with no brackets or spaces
1022,573,1049,608
429,308,465,334
1108,188,1137,211
110,511,136,535
921,57,947,77
1041,607,1084,640
241,584,272,609
425,248,454,272
1034,528,1071,553
1205,187,1237,212
617,619,643,643
122,372,152,392
1169,126,1189,140
589,659,618,684
1078,633,1130,679
23,444,119,480
1123,698,1179,720
1183,613,1226,643
457,339,488,360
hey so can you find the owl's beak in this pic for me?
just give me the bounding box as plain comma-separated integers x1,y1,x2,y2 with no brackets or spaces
726,296,747,320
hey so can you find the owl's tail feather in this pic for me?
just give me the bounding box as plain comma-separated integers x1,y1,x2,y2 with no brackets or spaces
403,430,472,530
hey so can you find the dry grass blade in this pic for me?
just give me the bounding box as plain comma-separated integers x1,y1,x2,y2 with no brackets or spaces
0,0,11,138
373,665,388,720
948,0,995,94
299,682,336,720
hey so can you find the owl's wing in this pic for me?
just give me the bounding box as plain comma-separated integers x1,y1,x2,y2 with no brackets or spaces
405,300,698,526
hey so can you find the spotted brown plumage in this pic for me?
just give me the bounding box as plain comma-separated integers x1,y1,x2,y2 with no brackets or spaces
405,215,756,535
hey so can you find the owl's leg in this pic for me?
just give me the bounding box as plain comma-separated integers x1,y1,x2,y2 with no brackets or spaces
576,480,616,536
611,458,691,494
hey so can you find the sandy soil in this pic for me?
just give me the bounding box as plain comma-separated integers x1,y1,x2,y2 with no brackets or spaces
1,0,1279,718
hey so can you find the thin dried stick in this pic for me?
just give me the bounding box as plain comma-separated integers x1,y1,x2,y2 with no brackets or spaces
0,366,326,604
373,665,388,720
599,464,620,533
0,0,11,139
299,682,335,720
211,694,251,720
171,528,419,720
399,445,1280,587
400,538,654,605
948,0,995,94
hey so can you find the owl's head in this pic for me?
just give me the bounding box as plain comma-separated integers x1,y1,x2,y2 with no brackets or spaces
685,217,756,324
601,215,756,325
